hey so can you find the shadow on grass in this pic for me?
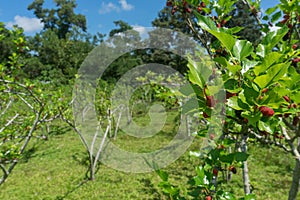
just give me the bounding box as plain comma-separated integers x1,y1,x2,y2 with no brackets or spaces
21,145,39,163
47,125,72,136
138,178,161,200
54,178,90,200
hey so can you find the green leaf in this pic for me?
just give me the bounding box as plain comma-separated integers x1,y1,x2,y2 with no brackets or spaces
225,26,244,35
241,111,260,126
256,44,266,57
195,14,217,31
265,6,278,15
261,26,289,53
235,152,249,162
244,85,259,105
242,59,259,74
271,11,282,23
224,79,240,92
233,40,254,61
194,166,209,186
253,52,283,75
187,60,206,88
179,83,195,96
209,30,236,53
227,96,249,110
182,97,201,114
214,56,228,67
220,153,235,164
258,121,274,134
217,191,237,200
262,15,269,21
244,193,256,200
156,170,169,181
186,0,198,5
254,63,289,89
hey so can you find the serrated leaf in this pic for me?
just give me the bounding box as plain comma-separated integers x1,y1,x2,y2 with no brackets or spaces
209,30,236,53
256,44,266,57
242,59,259,74
224,78,241,93
241,111,261,127
187,61,205,88
254,63,289,89
233,40,254,61
261,26,289,53
196,13,217,31
258,121,274,133
227,96,249,110
253,52,283,75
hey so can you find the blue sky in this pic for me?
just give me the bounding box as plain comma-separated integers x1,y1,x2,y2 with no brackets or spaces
0,0,278,36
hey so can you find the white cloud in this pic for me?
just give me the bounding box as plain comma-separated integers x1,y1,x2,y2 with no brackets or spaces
132,25,147,35
119,0,134,11
99,2,120,14
99,0,134,14
6,15,43,33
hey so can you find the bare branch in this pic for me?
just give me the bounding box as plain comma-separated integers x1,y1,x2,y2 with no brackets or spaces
250,130,291,152
16,94,35,112
281,126,300,162
0,97,14,117
0,113,19,134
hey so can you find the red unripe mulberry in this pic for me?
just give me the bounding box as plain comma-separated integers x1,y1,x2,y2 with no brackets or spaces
226,91,236,99
259,106,275,117
261,88,268,93
283,95,290,102
203,112,209,118
206,96,216,107
206,196,212,200
292,58,300,64
292,44,297,49
185,7,192,13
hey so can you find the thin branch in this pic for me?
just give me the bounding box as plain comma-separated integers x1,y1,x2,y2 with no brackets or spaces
185,17,214,59
241,0,264,29
250,130,291,152
16,94,35,112
93,122,110,173
59,111,90,154
0,113,19,134
0,79,42,104
0,97,14,117
281,126,300,162
283,118,297,131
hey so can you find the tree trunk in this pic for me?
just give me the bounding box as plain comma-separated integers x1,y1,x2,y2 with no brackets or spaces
288,138,300,200
241,134,251,195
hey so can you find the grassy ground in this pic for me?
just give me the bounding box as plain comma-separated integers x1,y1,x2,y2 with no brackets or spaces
0,110,299,199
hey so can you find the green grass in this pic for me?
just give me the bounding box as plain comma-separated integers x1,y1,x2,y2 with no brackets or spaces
0,111,299,199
